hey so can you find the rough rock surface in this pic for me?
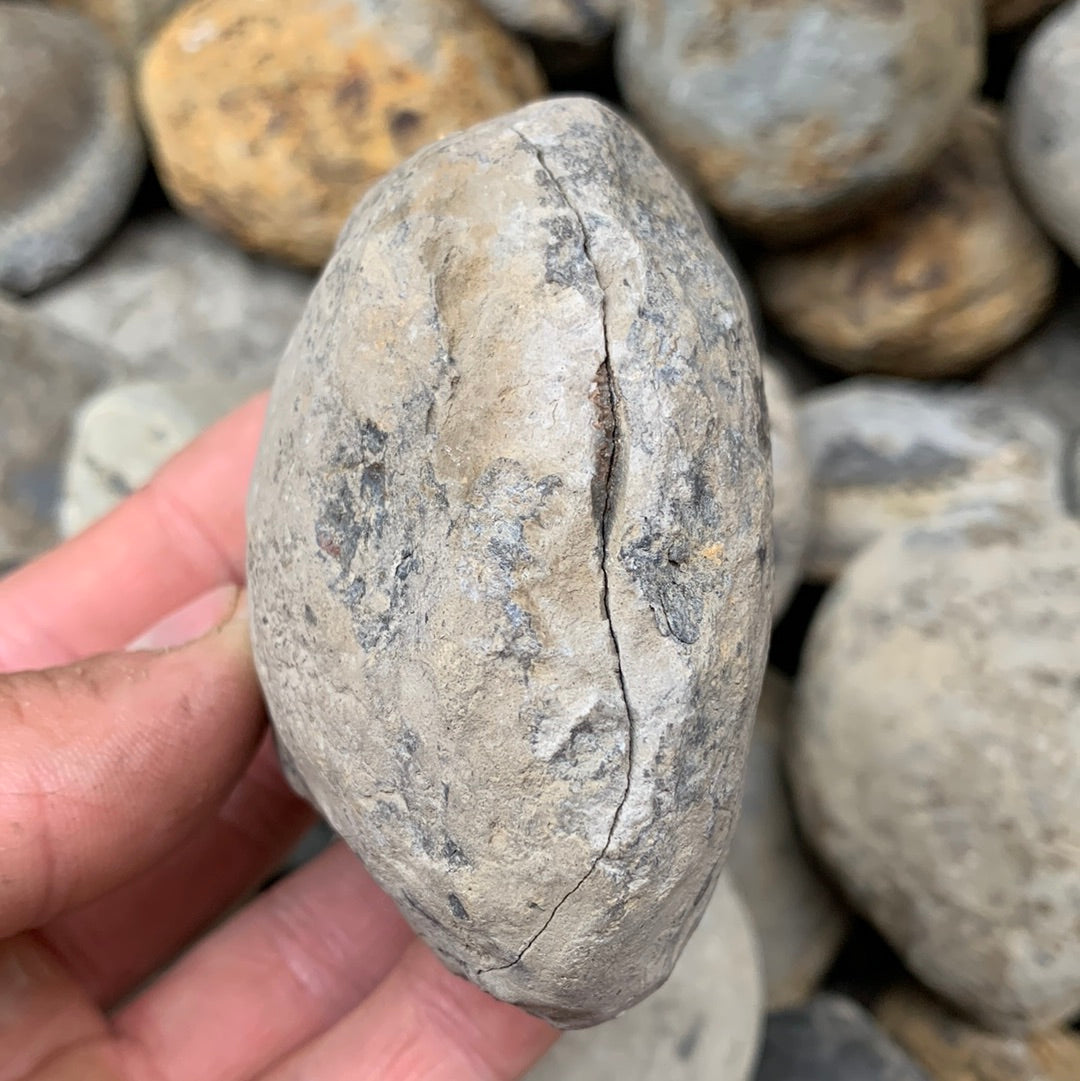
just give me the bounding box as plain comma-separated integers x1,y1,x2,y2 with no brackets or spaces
757,105,1057,378
0,297,123,568
50,0,183,59
525,874,764,1080
877,983,1080,1081
248,97,771,1026
987,0,1062,30
762,358,810,620
0,4,145,294
138,0,545,267
61,378,258,537
478,0,619,42
1008,0,1080,266
756,995,930,1081
616,0,983,243
33,214,311,382
798,378,1066,580
729,672,847,1010
789,517,1080,1033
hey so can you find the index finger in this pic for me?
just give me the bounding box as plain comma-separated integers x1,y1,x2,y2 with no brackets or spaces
0,392,268,673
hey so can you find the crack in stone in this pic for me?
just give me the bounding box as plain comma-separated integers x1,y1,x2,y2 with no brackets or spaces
478,130,635,977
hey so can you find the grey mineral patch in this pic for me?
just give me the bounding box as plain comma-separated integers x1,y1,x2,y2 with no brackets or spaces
616,0,984,243
799,377,1066,580
0,296,125,567
478,0,620,42
789,516,1080,1034
248,96,771,1027
729,672,847,1010
33,213,312,382
525,874,764,1080
1007,0,1080,266
0,4,145,294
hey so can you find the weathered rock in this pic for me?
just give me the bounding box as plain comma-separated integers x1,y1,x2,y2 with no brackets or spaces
798,378,1066,581
0,297,124,568
0,4,145,294
763,359,811,620
525,874,764,1080
1008,0,1080,266
987,0,1062,31
616,0,984,244
756,995,930,1081
248,97,771,1026
877,983,1080,1081
729,672,847,1010
49,0,183,60
61,378,258,537
756,105,1057,378
138,0,545,267
789,516,1080,1033
478,0,619,43
32,214,311,382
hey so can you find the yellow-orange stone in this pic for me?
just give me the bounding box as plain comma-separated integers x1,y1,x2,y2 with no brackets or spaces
137,0,546,266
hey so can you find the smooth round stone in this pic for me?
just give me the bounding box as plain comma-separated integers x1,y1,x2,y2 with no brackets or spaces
616,0,983,244
0,297,124,568
728,672,847,1010
877,983,1080,1080
32,214,312,382
756,105,1057,378
525,875,764,1081
0,4,145,294
756,995,930,1081
138,0,545,267
987,0,1063,30
1008,0,1080,266
49,0,183,60
61,377,259,537
798,378,1066,581
763,358,811,621
478,0,619,43
789,516,1080,1033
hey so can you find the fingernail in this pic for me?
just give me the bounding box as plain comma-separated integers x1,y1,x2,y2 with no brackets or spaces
127,584,241,651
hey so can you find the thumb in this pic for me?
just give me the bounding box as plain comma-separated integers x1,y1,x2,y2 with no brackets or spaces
0,587,267,938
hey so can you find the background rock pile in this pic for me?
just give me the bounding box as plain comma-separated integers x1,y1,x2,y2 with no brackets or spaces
3,0,1080,1076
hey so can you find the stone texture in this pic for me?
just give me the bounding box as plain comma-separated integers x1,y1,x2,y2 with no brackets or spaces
478,0,619,43
525,874,764,1080
987,0,1062,30
877,983,1080,1080
1008,0,1080,266
763,358,810,620
789,516,1080,1033
756,995,930,1081
248,97,771,1026
616,0,983,244
756,105,1057,378
61,378,258,537
0,297,124,569
0,4,145,294
138,0,545,267
33,213,311,382
798,378,1066,581
729,672,847,1010
49,0,183,60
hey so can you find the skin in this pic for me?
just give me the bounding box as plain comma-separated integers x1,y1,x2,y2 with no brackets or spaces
0,392,557,1080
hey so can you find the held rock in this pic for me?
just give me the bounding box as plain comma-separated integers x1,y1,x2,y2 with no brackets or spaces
248,97,771,1026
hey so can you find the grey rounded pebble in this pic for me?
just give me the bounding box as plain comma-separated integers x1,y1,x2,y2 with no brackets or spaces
729,672,847,1010
755,995,930,1081
248,97,771,1027
789,517,1080,1034
478,0,619,42
616,0,984,243
0,4,144,294
32,213,312,382
799,378,1066,580
1008,0,1080,266
525,875,764,1081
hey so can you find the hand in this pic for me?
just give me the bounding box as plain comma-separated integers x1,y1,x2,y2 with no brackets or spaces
0,394,558,1080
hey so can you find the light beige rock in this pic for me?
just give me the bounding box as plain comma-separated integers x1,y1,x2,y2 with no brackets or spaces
799,378,1066,581
478,0,619,42
524,875,764,1080
729,672,847,1009
877,982,1080,1080
789,516,1080,1033
617,0,984,243
248,97,771,1027
756,105,1057,378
